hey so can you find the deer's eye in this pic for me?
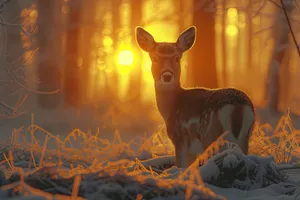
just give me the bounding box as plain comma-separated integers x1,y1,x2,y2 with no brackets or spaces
151,56,158,62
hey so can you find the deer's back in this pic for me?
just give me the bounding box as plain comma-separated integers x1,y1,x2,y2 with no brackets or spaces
166,87,255,148
176,87,254,116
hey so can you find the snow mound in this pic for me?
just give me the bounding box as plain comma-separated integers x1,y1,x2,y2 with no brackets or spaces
1,117,300,200
199,147,288,190
0,146,223,200
0,145,293,200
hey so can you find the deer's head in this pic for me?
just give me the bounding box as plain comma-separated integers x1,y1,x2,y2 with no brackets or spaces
136,26,196,91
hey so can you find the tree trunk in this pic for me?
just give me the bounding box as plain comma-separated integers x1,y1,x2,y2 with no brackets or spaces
111,0,121,100
266,1,293,114
64,0,82,107
80,0,96,103
0,0,23,106
221,0,227,87
246,0,252,91
37,0,62,109
178,0,193,87
191,0,218,88
128,0,142,103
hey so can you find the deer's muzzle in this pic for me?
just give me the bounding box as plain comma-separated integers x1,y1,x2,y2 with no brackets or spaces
160,70,174,83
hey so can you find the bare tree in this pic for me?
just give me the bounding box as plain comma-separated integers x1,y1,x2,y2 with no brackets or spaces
128,0,142,103
0,0,59,119
266,0,295,114
192,0,300,115
80,0,97,103
36,0,64,109
64,0,82,107
192,0,218,88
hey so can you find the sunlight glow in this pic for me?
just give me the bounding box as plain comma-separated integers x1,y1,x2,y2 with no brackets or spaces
227,8,237,18
115,48,134,101
29,9,38,18
215,0,225,87
117,50,134,66
86,0,182,104
140,0,180,103
225,5,239,86
103,36,113,47
226,25,238,36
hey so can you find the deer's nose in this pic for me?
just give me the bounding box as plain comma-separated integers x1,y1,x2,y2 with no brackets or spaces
163,74,172,82
160,71,174,83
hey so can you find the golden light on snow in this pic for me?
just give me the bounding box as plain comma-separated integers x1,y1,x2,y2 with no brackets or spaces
117,50,134,66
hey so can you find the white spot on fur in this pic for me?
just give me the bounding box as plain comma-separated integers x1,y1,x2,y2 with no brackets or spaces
180,117,199,129
217,105,254,153
217,105,238,144
203,111,214,139
218,104,234,131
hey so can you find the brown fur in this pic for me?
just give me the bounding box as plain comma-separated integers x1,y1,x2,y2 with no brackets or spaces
168,87,255,149
136,26,255,167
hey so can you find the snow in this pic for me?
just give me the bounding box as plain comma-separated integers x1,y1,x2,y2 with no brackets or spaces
207,183,299,200
1,107,300,199
0,142,299,200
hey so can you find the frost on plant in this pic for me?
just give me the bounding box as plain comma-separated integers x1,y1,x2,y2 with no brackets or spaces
0,114,299,199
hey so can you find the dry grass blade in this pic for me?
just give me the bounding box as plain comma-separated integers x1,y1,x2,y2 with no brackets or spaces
0,111,298,199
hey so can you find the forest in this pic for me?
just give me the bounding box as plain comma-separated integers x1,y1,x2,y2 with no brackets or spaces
0,0,300,200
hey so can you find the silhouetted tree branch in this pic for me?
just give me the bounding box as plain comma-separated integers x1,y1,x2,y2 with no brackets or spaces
0,0,10,12
280,0,300,57
0,1,59,119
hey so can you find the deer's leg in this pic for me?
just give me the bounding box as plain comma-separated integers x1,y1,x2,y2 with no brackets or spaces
218,104,238,144
236,106,255,154
175,139,189,168
174,146,181,167
187,138,203,166
218,104,254,154
187,153,197,166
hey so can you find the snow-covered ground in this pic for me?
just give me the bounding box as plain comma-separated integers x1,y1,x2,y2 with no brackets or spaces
1,103,300,199
0,137,300,200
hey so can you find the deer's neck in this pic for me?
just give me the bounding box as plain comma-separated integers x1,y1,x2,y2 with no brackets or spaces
155,86,183,121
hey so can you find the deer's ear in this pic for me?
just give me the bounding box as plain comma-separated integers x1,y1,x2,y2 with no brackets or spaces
136,27,156,52
176,26,196,52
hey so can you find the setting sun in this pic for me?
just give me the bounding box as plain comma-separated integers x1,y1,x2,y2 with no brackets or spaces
117,50,134,66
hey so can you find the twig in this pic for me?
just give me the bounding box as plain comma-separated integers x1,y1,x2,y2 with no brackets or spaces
252,0,268,19
277,163,300,171
0,0,10,12
280,0,300,57
269,0,282,9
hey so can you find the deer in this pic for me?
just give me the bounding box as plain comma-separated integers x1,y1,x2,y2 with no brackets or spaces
135,26,255,168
